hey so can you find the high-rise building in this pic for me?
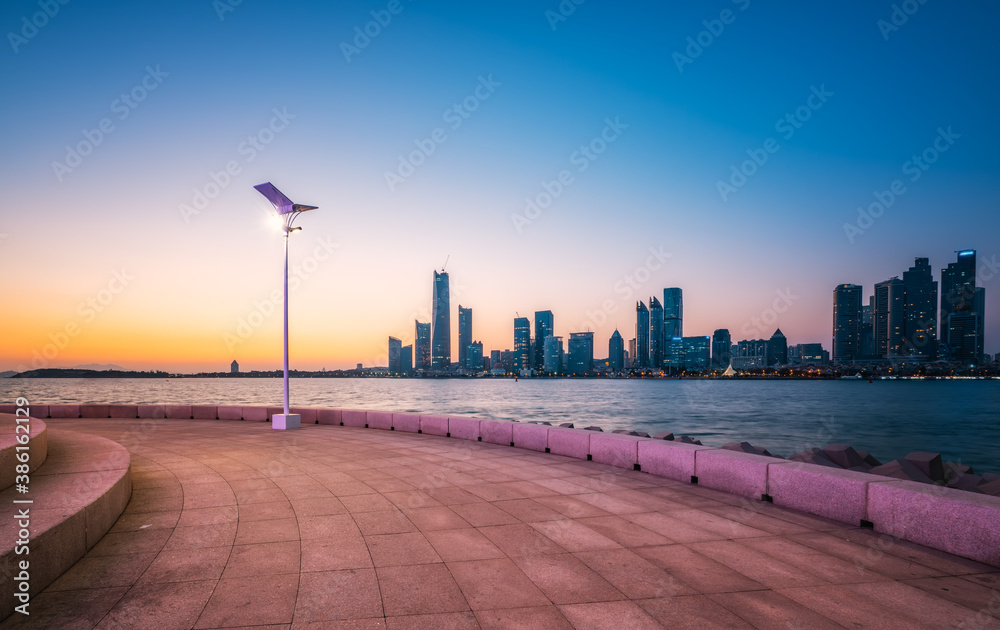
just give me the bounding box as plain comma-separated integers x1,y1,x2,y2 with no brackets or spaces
533,311,553,371
415,321,431,370
767,329,788,366
711,329,731,369
514,317,531,370
608,329,624,371
941,250,984,363
458,306,472,368
388,337,402,375
902,257,938,358
628,338,636,369
732,339,768,370
833,284,863,363
466,341,484,371
568,332,594,375
874,278,905,358
544,335,564,374
663,288,683,338
649,296,664,369
490,350,501,368
231,360,239,374
431,271,451,369
681,336,711,370
635,301,650,368
400,345,413,375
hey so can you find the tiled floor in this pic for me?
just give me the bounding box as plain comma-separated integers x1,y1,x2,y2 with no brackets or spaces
4,418,999,629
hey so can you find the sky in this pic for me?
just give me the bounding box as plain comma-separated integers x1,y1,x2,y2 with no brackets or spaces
1,0,998,372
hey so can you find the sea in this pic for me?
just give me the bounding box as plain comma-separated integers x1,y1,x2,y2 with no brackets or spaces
2,378,998,473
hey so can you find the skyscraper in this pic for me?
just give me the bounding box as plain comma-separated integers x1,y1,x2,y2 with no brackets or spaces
663,288,683,338
767,329,788,366
513,317,531,370
431,271,451,369
608,329,624,372
466,341,483,371
711,329,731,369
415,321,431,370
458,306,472,369
635,301,649,368
388,337,402,375
649,296,664,369
902,257,938,358
833,284,863,363
874,278,905,358
941,250,984,363
568,332,594,375
533,310,553,371
544,335,563,374
400,345,413,375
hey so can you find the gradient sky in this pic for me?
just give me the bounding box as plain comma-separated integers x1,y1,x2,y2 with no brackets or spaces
1,0,998,372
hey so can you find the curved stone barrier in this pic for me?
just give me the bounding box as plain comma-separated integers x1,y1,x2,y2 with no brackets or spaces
31,403,1000,567
0,413,48,490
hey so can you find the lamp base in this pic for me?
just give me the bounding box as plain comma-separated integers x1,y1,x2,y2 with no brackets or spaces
272,413,301,430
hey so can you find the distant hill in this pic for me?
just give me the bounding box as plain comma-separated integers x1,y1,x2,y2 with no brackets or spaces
0,371,17,378
72,363,126,371
13,368,169,379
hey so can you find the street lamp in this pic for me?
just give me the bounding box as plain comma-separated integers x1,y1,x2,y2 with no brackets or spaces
253,182,318,430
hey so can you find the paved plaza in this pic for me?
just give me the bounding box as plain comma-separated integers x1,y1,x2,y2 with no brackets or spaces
4,417,998,629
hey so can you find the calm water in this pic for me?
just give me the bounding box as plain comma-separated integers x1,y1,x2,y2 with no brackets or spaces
3,378,998,473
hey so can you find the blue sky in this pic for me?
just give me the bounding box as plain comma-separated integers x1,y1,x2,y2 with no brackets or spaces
1,0,998,370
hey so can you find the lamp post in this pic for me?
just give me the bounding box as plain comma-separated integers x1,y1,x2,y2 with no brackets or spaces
253,182,318,430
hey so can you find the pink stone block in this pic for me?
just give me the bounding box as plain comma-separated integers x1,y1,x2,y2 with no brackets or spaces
448,416,481,441
191,405,217,419
512,423,548,452
80,404,111,418
868,480,1000,567
48,405,80,418
217,406,243,420
290,407,318,424
367,411,393,430
694,449,782,500
590,433,643,469
638,440,710,482
343,409,367,427
137,405,166,419
419,414,449,436
109,405,138,419
241,406,268,422
0,405,15,414
480,420,514,446
768,462,886,525
29,405,49,419
547,427,590,460
393,413,420,433
165,405,192,419
316,408,342,425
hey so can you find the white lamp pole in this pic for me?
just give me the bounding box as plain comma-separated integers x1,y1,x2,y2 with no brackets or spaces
254,182,318,430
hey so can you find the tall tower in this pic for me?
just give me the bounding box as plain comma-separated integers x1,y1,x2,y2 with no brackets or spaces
649,296,664,369
432,271,451,369
902,257,937,358
458,306,472,369
941,250,983,362
832,284,863,363
415,321,431,370
514,317,531,370
711,329,731,369
874,278,905,358
608,329,624,372
635,301,650,368
663,288,683,338
534,311,554,371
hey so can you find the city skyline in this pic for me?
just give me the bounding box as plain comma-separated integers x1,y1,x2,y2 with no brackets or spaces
2,1,999,373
